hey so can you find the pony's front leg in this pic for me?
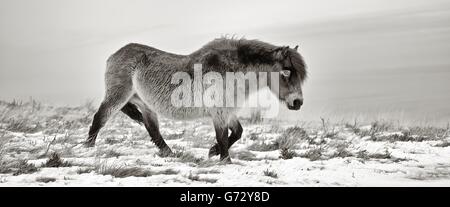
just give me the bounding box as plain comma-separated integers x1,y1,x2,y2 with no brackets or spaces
209,117,243,158
212,118,231,164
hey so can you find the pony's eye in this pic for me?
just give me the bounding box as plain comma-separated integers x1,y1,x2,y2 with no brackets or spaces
281,69,291,77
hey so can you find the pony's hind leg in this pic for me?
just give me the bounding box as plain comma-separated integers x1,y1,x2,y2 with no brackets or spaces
121,102,144,124
212,117,231,163
85,87,133,147
129,96,173,157
228,119,243,146
143,108,173,157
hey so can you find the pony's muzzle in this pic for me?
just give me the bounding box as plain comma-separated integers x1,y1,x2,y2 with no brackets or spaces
287,98,303,110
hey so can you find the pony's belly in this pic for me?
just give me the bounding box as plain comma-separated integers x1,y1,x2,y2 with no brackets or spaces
137,93,209,120
133,70,235,120
154,104,209,120
137,93,240,121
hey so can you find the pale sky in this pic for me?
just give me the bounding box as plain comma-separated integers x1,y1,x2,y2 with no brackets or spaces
1,0,450,122
1,0,447,53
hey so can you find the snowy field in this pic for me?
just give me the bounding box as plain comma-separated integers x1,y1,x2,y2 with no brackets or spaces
0,100,449,187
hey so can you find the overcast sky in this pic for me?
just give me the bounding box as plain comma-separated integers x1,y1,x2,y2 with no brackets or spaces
1,0,450,122
1,0,447,52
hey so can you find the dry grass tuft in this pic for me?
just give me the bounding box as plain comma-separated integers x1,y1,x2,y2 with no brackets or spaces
95,164,152,178
233,150,259,161
263,169,278,178
276,126,307,148
187,173,218,183
76,167,94,174
247,141,278,152
36,177,56,183
171,148,204,164
247,126,307,158
329,142,353,158
44,152,72,167
299,148,323,161
103,149,123,158
320,118,338,138
94,162,178,178
435,140,450,148
11,160,39,176
358,120,394,139
279,148,296,160
356,149,408,162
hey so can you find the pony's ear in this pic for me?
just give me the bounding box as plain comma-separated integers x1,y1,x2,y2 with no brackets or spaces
294,45,299,51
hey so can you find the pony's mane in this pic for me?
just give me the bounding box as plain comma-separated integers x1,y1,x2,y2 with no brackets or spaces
196,37,307,82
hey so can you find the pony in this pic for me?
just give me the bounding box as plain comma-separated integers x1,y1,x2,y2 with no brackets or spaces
85,38,307,163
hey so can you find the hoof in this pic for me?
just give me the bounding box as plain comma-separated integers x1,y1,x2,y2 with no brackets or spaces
219,156,232,165
159,148,174,157
83,140,95,148
208,145,220,158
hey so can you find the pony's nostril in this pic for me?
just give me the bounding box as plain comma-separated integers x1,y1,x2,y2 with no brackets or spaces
293,99,303,108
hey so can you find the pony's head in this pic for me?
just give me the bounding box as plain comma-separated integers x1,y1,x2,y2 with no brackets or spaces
201,38,307,111
271,45,307,110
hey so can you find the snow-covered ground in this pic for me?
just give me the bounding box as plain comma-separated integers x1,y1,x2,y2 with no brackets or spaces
0,100,449,186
